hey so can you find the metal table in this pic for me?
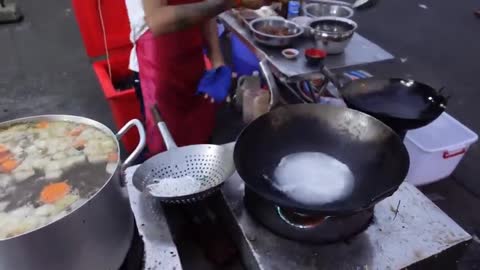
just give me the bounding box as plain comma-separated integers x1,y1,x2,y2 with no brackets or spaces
219,172,472,270
125,166,183,270
218,11,394,80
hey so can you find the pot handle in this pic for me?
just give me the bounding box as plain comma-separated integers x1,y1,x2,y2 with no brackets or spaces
276,206,329,229
433,86,449,109
116,119,146,171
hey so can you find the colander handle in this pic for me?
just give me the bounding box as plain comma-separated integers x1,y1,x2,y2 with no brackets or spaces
151,104,178,150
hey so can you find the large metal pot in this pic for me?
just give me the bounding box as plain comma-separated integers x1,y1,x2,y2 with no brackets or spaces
0,115,146,270
249,17,304,47
308,16,357,54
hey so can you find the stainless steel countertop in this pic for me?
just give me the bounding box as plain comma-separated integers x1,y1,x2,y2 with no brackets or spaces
220,172,472,270
125,166,183,270
219,11,394,80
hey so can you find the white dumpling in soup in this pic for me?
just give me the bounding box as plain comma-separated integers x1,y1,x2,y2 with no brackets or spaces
34,204,57,217
0,174,12,189
44,170,62,181
87,154,108,164
13,170,35,183
32,158,50,170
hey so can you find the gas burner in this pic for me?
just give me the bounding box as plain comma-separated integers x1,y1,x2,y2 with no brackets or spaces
244,187,373,244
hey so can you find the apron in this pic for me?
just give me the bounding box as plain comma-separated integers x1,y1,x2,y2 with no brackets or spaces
136,5,216,154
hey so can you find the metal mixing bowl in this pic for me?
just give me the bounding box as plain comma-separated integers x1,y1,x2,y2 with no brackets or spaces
303,3,354,18
249,17,304,47
309,16,357,54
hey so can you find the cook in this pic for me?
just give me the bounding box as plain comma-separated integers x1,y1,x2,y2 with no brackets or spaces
125,0,268,155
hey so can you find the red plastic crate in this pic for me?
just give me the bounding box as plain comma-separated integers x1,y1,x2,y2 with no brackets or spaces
72,0,140,152
72,0,212,152
93,55,142,153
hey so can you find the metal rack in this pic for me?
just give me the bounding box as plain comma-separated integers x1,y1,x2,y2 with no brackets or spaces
218,11,394,82
218,11,394,108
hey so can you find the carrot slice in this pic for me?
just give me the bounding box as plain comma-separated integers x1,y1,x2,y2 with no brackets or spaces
68,125,86,136
36,121,49,129
40,182,71,204
0,144,7,153
0,152,11,164
0,159,19,173
107,152,119,162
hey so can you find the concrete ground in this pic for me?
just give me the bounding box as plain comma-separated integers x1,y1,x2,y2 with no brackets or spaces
0,0,479,269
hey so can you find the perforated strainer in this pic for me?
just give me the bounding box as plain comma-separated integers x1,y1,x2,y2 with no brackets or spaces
132,105,235,204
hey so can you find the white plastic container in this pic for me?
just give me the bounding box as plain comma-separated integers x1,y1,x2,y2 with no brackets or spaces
404,112,478,186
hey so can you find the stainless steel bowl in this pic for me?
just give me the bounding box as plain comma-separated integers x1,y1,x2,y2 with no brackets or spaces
249,17,304,47
309,16,357,54
303,3,354,19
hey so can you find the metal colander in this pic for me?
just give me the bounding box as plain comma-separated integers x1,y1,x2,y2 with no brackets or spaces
132,105,235,204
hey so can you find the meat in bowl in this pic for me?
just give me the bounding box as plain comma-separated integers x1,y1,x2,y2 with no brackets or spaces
257,25,291,36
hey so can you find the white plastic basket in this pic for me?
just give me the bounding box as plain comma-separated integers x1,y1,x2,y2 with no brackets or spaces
404,112,478,186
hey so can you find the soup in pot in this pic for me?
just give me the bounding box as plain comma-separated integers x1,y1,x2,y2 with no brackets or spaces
0,120,118,239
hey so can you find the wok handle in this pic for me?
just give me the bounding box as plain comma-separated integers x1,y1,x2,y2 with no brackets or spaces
150,104,178,150
321,66,353,95
116,119,146,186
321,65,343,89
276,206,329,229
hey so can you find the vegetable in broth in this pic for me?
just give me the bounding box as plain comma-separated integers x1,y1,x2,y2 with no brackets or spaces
0,120,118,239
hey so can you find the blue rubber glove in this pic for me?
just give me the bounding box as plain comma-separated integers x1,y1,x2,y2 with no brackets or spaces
197,66,232,103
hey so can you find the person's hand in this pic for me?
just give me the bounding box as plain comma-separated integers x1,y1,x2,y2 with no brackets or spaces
197,66,233,103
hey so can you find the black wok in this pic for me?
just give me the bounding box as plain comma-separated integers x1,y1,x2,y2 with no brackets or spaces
233,104,410,216
339,78,448,131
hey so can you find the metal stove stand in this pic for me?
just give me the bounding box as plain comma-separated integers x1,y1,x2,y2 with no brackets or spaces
125,166,183,270
219,172,472,270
